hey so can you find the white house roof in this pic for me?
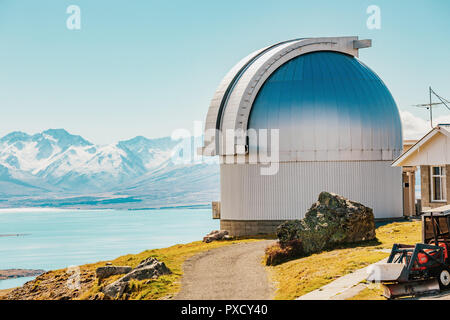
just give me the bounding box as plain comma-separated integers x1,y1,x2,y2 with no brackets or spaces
392,125,450,167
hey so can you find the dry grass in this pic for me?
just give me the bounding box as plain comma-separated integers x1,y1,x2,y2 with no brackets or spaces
375,220,422,249
3,221,421,300
0,289,14,299
266,220,422,300
4,238,263,300
348,284,385,300
81,238,266,300
265,240,304,266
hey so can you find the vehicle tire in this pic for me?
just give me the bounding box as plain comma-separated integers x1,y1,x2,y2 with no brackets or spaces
438,268,450,289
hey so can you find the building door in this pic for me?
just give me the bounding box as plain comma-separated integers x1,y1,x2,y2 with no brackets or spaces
402,167,416,216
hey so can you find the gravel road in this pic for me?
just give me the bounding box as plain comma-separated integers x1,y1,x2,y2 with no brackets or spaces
174,240,276,300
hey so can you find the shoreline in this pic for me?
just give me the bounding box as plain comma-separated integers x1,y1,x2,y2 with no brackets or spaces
0,238,262,300
0,206,219,290
0,204,212,213
0,269,45,281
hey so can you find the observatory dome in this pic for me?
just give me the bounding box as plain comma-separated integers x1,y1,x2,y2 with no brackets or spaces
201,37,404,235
248,51,402,161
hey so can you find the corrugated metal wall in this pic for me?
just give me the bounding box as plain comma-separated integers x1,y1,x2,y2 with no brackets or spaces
220,161,402,220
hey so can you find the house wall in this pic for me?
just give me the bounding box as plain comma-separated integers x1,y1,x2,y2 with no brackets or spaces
400,132,450,167
420,165,450,210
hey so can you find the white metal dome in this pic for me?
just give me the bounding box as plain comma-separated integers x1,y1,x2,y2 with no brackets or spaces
201,37,403,231
247,50,403,162
202,37,402,162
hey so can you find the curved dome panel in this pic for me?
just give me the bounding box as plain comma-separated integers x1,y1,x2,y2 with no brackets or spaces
201,37,362,156
248,51,402,161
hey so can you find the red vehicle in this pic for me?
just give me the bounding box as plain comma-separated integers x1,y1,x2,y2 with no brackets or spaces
367,208,450,298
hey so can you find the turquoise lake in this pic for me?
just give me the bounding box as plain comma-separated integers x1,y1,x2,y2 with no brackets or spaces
0,208,219,289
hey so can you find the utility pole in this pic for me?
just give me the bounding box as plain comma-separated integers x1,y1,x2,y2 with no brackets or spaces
429,86,433,128
412,87,450,128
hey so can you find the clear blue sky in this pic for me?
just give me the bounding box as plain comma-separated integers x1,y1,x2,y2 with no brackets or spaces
0,0,449,144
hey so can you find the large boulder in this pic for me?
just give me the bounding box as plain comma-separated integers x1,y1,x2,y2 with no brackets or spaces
95,265,132,280
277,192,376,255
121,258,171,282
102,279,128,299
203,230,232,243
102,257,171,299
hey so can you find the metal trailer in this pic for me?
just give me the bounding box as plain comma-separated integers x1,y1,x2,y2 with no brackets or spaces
367,206,450,298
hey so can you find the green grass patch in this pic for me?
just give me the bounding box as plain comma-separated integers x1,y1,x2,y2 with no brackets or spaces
266,220,421,300
77,238,263,300
348,283,386,300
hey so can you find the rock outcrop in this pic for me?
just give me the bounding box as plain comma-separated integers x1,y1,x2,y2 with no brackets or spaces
102,257,171,299
277,192,376,255
95,266,132,280
102,279,128,299
1,267,96,300
121,258,171,282
203,230,232,243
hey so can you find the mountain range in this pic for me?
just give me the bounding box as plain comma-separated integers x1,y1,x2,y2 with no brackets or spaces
0,129,219,209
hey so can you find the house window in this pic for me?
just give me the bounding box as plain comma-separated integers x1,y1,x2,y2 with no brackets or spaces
430,166,447,202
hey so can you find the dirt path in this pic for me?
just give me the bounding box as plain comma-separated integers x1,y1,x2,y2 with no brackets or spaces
174,240,276,300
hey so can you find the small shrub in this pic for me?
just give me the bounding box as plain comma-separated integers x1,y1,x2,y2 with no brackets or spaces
265,239,304,266
276,220,302,244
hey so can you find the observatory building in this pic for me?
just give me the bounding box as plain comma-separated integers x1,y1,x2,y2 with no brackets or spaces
200,37,403,236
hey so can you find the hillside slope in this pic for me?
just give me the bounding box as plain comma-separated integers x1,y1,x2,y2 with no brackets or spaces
1,239,260,300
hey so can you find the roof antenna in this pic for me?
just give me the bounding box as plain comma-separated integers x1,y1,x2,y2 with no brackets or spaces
412,87,450,128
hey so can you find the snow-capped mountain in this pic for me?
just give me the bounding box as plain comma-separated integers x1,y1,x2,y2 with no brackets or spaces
0,129,219,208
